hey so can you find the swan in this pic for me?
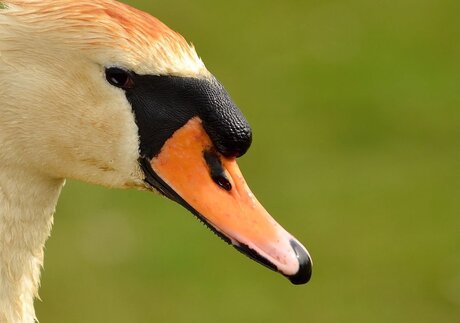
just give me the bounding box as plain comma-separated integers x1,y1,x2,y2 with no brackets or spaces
0,0,312,321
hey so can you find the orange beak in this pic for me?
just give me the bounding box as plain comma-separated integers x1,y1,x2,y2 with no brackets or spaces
141,118,312,284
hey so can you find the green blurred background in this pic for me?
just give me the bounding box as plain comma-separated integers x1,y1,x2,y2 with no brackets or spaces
36,0,460,322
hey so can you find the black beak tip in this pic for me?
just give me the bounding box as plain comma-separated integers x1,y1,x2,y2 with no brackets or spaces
287,240,312,285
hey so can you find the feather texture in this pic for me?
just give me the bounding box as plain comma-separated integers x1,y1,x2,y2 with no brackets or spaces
1,0,207,76
0,1,211,321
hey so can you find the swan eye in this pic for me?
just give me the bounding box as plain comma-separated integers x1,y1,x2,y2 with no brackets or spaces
105,67,134,90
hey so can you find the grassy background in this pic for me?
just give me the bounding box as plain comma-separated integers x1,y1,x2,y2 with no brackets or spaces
36,0,460,322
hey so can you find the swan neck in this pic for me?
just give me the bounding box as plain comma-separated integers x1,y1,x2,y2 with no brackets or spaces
0,167,64,323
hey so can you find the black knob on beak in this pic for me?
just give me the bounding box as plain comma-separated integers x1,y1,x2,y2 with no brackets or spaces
199,79,252,158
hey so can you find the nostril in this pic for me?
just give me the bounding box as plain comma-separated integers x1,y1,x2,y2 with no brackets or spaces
203,149,232,191
288,239,312,285
214,175,232,191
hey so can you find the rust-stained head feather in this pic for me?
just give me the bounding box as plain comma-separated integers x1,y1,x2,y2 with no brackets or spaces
1,0,207,76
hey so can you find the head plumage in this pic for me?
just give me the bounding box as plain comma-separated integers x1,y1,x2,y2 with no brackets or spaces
1,0,207,76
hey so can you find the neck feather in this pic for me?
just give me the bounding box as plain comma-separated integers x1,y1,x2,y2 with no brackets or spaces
0,166,64,322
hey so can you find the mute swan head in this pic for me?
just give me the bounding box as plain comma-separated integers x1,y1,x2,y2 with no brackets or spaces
0,0,311,296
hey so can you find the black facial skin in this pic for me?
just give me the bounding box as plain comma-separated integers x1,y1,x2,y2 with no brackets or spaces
106,68,311,284
123,72,252,159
